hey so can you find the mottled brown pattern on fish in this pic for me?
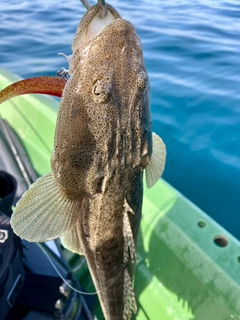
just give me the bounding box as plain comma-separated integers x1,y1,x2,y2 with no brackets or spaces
50,5,152,319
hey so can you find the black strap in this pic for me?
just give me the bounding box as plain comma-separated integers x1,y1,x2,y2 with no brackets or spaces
0,171,17,217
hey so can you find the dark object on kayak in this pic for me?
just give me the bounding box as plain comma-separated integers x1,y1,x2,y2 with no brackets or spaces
0,120,94,320
0,171,17,216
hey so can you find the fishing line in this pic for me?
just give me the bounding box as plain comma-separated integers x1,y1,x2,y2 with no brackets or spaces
72,257,86,273
39,242,125,296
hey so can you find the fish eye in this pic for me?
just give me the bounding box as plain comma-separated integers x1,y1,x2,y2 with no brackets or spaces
93,85,101,96
92,79,111,103
93,80,103,96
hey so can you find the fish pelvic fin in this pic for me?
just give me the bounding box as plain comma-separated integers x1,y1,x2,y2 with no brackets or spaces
10,172,80,242
123,269,137,320
61,222,83,255
145,132,166,188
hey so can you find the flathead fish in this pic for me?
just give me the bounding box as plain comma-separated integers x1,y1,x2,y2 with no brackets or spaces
5,2,166,319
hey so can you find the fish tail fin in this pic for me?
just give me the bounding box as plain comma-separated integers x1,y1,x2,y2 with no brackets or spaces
11,172,80,242
145,132,166,188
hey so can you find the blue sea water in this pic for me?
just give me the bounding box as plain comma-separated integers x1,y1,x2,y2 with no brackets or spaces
0,0,240,239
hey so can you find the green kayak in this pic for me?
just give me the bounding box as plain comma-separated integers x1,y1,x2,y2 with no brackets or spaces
0,68,239,320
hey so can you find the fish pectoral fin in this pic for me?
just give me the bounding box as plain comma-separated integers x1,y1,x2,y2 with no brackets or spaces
145,132,166,188
61,221,84,255
11,172,80,242
123,269,137,320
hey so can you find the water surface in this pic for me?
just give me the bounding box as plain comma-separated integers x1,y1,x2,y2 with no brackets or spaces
1,0,240,239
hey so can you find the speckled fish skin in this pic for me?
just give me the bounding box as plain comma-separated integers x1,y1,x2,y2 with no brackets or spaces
51,3,151,319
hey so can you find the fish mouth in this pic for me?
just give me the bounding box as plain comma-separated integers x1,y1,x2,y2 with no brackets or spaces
72,3,122,50
84,5,116,41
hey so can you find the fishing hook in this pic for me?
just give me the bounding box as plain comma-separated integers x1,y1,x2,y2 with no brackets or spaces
79,1,107,18
97,0,108,19
98,0,106,5
79,0,91,9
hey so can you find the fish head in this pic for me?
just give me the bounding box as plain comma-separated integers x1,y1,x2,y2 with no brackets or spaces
51,3,152,196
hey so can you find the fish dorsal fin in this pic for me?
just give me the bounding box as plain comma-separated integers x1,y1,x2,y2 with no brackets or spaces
123,269,137,320
123,204,137,264
10,172,80,242
145,132,166,188
61,222,84,255
122,201,137,319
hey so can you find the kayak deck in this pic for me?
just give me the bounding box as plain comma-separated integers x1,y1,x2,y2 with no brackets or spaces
0,68,240,320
